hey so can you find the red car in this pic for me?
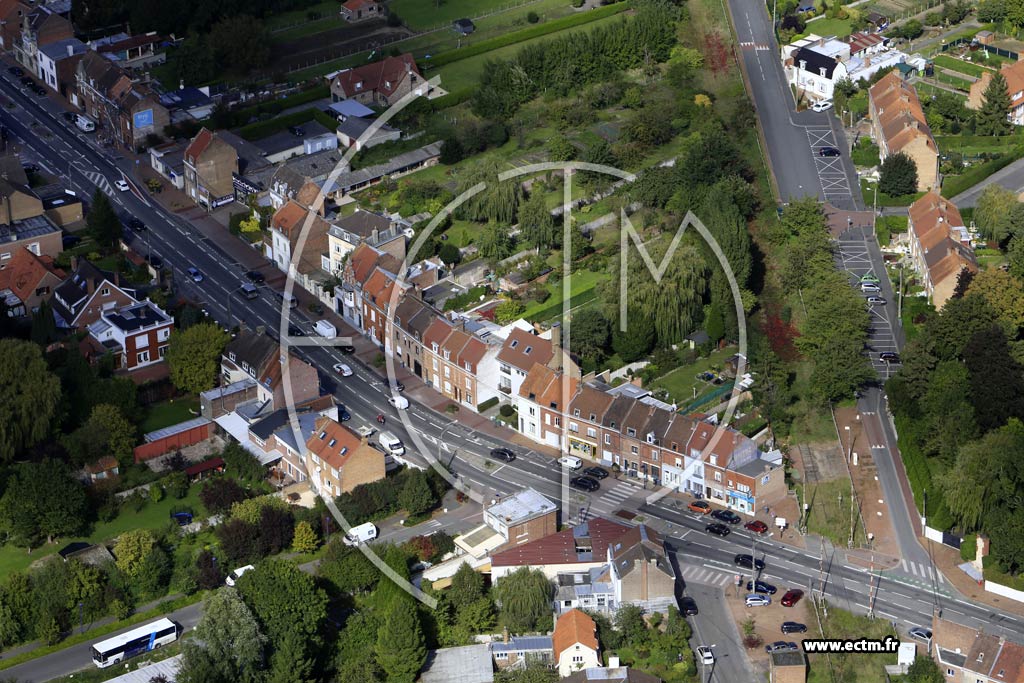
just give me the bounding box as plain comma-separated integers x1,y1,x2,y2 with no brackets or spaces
744,520,769,534
781,589,804,607
688,501,711,514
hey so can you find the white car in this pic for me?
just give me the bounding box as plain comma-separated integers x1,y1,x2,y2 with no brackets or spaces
558,456,583,470
332,362,353,377
696,646,715,666
745,594,771,607
388,395,410,410
860,282,881,293
811,100,833,112
225,564,254,587
114,179,130,192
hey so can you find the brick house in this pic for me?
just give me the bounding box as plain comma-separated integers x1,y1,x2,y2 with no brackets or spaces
337,242,402,329
391,293,434,378
340,0,383,22
607,525,676,613
37,37,86,97
330,53,428,107
268,200,331,281
869,72,939,191
326,208,406,267
51,258,137,329
0,170,43,226
968,59,1024,126
74,51,169,151
422,317,488,409
183,128,239,211
221,328,321,411
360,266,401,350
0,0,28,51
85,300,173,371
305,415,385,496
907,192,977,309
490,517,631,580
553,610,601,677
516,363,578,450
482,488,559,554
14,4,72,77
497,326,555,401
0,246,63,317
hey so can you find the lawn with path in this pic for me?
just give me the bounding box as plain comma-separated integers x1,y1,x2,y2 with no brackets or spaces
650,346,739,407
140,396,201,434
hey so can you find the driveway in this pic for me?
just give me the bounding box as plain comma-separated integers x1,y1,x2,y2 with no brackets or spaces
950,155,1024,208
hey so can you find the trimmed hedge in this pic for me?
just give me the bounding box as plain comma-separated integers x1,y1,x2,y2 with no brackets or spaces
941,146,1024,198
424,2,631,70
227,85,331,129
236,108,338,141
477,397,499,413
892,413,954,530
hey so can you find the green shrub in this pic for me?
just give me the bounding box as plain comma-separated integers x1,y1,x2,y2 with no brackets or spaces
961,533,977,562
477,397,500,413
527,11,539,23
499,403,516,417
149,484,165,503
942,146,1024,198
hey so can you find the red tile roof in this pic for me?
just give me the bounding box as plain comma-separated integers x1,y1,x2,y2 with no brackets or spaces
490,517,631,568
184,128,213,165
0,248,64,303
362,267,396,308
497,327,553,371
553,610,599,658
333,54,421,100
306,416,364,470
342,0,377,10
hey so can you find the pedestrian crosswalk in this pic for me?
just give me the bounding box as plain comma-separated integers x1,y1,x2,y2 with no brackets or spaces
901,559,945,584
679,563,735,588
82,169,113,195
588,482,636,517
739,41,771,50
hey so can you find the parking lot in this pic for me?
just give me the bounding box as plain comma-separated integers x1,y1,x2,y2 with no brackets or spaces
834,222,904,378
806,127,854,206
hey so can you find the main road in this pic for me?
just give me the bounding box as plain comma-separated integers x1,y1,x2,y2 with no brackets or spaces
0,65,1021,681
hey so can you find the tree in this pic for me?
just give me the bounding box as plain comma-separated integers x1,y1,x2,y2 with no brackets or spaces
318,537,378,594
477,222,514,260
457,596,496,633
215,519,262,566
438,242,462,265
439,134,464,165
569,308,610,367
30,299,58,346
114,530,157,578
611,311,656,362
903,654,945,683
195,549,223,590
964,325,1024,431
200,477,249,515
398,470,435,517
493,567,552,633
166,323,230,394
977,71,1013,136
614,604,649,646
494,299,526,325
375,602,426,683
456,159,522,224
291,521,319,554
209,15,271,74
88,189,121,248
219,442,266,486
231,495,290,525
548,134,576,161
178,589,266,683
891,18,923,39
65,403,136,465
449,562,486,612
518,191,557,250
1010,235,1024,280
0,459,88,547
0,339,60,462
878,152,918,196
967,268,1024,333
974,184,1019,243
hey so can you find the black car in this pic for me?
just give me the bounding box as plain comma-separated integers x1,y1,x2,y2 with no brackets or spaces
711,509,742,525
61,234,81,248
781,621,808,634
583,466,608,479
125,217,145,232
746,580,777,594
7,66,23,76
245,270,266,284
680,596,698,616
569,476,600,493
289,125,306,137
489,447,515,463
705,523,731,537
385,379,405,392
62,111,75,122
879,352,901,363
818,146,841,157
149,255,163,269
287,324,305,337
21,163,39,174
339,343,356,354
338,407,352,422
734,554,766,570
19,76,33,87
33,85,46,96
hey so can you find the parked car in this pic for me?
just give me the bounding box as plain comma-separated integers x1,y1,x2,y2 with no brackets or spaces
33,85,46,96
909,626,932,642
558,456,583,470
818,146,841,157
19,76,33,87
860,282,881,293
866,296,887,306
860,272,880,283
489,447,515,463
811,100,833,112
149,255,163,269
114,179,130,192
338,406,351,421
125,217,145,232
288,324,305,337
781,589,804,607
745,594,771,607
7,66,23,76
744,520,769,534
569,476,600,492
245,270,265,284
21,163,39,174
583,466,608,479
688,500,712,514
696,646,715,666
711,509,742,525
879,352,901,363
187,267,203,283
332,362,353,377
781,622,808,634
680,596,699,616
766,641,796,653
384,378,405,392
387,395,410,410
734,554,766,570
705,523,731,537
746,580,777,594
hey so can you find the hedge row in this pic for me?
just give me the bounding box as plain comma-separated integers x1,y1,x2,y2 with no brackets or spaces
941,146,1024,198
236,107,339,141
893,413,954,530
424,2,631,70
477,397,499,413
227,85,332,129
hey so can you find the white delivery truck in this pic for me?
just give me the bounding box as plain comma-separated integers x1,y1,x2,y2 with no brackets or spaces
314,320,337,338
377,430,405,456
343,522,378,546
75,114,96,132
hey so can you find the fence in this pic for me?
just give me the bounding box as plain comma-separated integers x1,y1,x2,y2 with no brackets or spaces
941,37,1019,61
923,524,962,549
986,580,1024,604
134,419,212,463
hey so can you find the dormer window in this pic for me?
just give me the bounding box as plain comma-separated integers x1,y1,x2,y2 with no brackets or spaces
510,339,519,348
524,346,532,354
590,413,596,421
443,350,450,360
328,439,336,447
573,409,580,417
319,431,327,440
431,343,439,353
626,428,636,437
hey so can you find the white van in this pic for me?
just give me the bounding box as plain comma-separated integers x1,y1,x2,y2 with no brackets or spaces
75,114,95,132
225,564,254,587
343,522,378,546
378,430,405,456
275,290,297,309
558,456,583,470
314,319,337,338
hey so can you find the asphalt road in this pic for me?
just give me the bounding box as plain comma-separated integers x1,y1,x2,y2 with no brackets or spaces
1,65,1022,680
950,155,1024,208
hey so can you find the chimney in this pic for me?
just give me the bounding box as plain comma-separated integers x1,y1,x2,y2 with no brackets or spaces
66,43,73,57
86,275,95,295
502,626,510,644
547,323,562,372
864,54,871,67
609,655,620,668
70,255,79,272
371,228,379,242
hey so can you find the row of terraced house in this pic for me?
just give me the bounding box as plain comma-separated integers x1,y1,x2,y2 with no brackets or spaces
321,235,786,516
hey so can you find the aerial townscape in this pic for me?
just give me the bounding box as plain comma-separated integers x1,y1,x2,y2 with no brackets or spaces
5,0,1024,682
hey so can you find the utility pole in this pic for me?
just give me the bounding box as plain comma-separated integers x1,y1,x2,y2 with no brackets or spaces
867,561,877,618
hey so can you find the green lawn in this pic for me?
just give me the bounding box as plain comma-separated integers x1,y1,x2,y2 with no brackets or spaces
139,397,201,435
806,604,899,683
521,269,605,321
272,14,345,42
267,0,338,30
930,70,976,92
932,53,995,78
437,12,628,91
800,477,866,548
650,346,739,406
912,81,966,101
0,488,206,577
391,0,545,31
859,178,925,207
805,16,854,38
